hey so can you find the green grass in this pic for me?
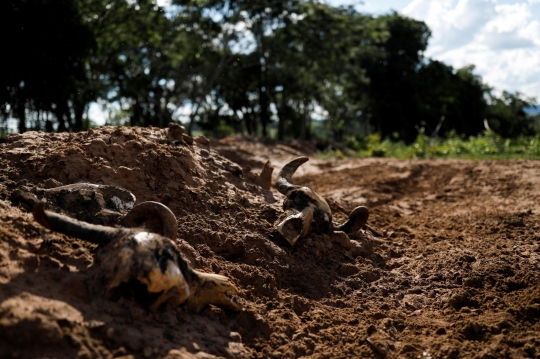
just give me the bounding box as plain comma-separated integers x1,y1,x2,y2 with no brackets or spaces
321,131,540,160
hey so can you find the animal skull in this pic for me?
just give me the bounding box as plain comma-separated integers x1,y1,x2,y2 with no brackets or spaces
33,202,242,312
275,157,369,246
12,182,136,226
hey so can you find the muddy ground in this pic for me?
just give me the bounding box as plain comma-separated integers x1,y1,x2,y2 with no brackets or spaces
0,126,539,359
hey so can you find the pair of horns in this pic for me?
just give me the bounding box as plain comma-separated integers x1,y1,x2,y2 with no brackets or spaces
275,157,370,236
33,201,178,245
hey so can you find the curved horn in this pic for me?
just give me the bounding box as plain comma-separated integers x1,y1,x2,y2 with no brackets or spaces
276,157,309,195
33,202,121,244
333,206,369,234
121,201,178,240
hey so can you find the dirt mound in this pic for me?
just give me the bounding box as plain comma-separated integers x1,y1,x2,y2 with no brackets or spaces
211,136,327,179
1,129,540,358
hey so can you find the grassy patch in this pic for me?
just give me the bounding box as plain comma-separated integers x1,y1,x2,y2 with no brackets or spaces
321,131,540,160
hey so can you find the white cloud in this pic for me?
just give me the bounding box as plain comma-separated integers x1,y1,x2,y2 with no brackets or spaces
403,0,540,100
156,0,171,6
328,0,411,14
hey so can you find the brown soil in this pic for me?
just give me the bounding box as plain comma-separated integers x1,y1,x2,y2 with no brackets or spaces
1,128,540,359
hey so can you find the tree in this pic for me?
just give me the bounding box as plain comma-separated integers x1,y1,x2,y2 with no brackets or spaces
79,0,177,128
361,13,431,142
0,0,94,132
416,62,488,137
486,91,536,137
1,0,536,141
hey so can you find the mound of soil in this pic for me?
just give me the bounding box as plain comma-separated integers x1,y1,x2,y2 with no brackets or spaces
1,128,540,358
211,136,325,179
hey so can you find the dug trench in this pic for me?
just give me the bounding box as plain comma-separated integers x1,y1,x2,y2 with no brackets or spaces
0,128,540,358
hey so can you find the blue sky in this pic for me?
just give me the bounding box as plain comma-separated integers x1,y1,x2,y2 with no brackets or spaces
328,0,540,102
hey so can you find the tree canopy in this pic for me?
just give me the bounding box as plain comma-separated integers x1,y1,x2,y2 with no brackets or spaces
1,0,537,142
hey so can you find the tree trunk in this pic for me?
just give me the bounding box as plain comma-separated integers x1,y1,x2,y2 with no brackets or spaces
259,86,269,138
273,90,285,140
187,102,200,136
299,100,307,140
45,110,53,132
73,100,86,132
244,110,253,135
56,114,67,132
54,107,67,132
277,111,284,140
85,104,90,130
306,104,312,141
35,109,40,131
64,102,74,131
17,99,27,133
254,20,269,138
130,99,141,127
184,30,233,136
213,105,223,138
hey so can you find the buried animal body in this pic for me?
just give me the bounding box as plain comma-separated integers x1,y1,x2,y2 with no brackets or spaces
275,157,370,246
32,201,242,313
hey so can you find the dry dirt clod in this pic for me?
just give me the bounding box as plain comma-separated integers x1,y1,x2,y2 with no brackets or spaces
194,135,211,149
366,336,389,356
166,123,185,143
182,134,194,145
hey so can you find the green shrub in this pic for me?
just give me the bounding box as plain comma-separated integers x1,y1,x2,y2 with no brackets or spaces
320,131,540,159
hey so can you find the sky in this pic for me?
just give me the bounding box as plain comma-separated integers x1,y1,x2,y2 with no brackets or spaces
329,0,540,101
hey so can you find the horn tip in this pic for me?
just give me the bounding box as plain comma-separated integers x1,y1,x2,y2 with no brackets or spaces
350,206,369,216
349,206,369,222
294,156,309,163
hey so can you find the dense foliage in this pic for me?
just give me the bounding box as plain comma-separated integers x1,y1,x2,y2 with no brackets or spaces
329,130,540,159
1,0,538,143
